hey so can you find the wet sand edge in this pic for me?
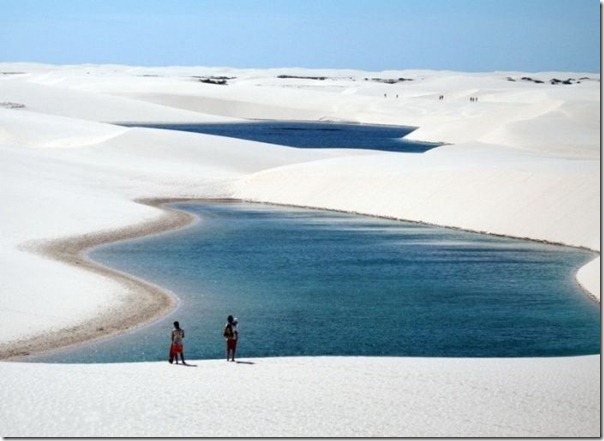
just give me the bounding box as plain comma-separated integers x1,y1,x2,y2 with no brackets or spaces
0,198,203,361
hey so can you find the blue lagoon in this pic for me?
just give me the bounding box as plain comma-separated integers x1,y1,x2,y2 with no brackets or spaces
121,121,440,153
31,201,600,363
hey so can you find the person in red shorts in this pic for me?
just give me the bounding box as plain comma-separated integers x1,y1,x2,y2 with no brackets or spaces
224,315,239,362
169,321,186,365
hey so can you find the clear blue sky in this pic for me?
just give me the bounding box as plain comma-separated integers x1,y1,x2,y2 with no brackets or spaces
0,0,600,72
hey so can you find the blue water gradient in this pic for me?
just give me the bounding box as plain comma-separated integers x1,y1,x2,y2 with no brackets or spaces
30,202,599,363
121,121,440,153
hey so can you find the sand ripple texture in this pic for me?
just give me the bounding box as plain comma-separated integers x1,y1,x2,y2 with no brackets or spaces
0,356,599,437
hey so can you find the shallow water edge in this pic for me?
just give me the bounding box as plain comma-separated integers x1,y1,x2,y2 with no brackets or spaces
1,198,196,360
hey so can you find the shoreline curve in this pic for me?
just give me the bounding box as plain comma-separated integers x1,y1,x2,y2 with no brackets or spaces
2,197,599,361
0,198,199,361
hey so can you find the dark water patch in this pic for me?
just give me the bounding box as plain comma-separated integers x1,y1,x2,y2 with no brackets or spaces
29,202,599,363
119,121,440,153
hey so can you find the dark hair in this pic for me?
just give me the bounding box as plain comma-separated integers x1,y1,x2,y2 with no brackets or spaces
227,315,233,323
173,321,180,329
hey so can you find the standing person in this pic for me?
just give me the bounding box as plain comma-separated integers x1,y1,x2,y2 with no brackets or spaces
169,321,186,365
224,315,239,362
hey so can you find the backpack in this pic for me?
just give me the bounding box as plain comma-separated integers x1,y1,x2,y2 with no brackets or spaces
223,323,233,339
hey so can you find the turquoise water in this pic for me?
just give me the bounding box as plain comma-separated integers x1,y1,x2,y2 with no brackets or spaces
31,202,599,363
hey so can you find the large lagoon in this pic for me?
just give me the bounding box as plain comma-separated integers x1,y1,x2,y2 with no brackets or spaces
31,201,599,363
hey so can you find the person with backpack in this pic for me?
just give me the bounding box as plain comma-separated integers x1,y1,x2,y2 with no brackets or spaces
224,315,239,362
169,321,187,365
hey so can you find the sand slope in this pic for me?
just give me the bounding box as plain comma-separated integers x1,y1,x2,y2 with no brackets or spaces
0,356,599,437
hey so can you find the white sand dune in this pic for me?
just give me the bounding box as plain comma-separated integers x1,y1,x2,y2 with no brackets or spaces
0,64,599,437
0,356,599,437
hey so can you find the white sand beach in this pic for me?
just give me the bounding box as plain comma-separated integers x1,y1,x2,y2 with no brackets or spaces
0,64,599,437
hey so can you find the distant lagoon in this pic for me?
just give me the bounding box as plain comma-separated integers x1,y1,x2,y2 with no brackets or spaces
120,120,441,153
31,202,600,363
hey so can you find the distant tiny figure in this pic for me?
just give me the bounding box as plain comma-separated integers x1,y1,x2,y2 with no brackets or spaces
439,95,444,100
223,315,239,362
384,93,387,98
169,321,186,365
